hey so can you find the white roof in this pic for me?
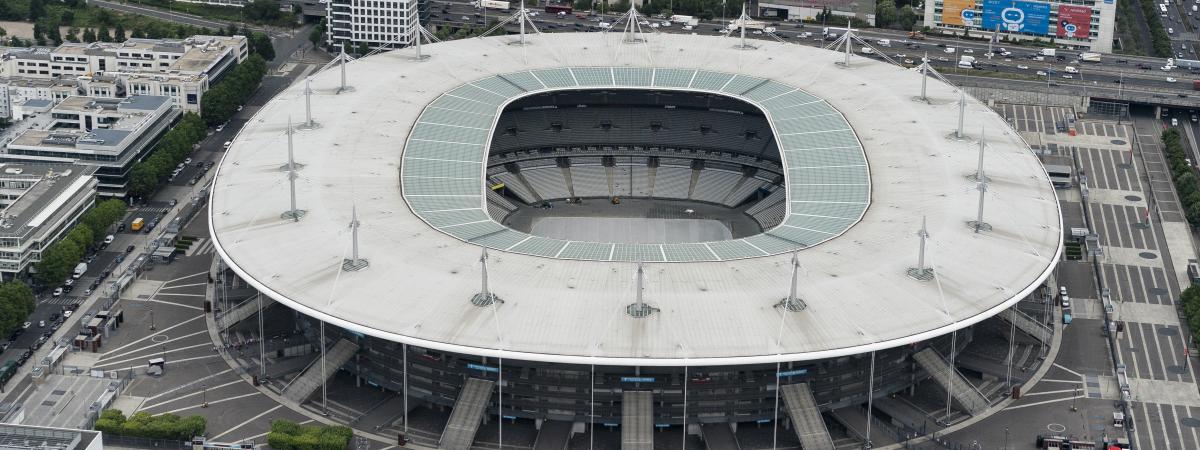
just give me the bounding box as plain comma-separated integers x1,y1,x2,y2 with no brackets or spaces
209,32,1062,366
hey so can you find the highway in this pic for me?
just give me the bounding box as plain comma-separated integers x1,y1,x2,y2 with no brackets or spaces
426,0,1200,99
1164,0,1200,58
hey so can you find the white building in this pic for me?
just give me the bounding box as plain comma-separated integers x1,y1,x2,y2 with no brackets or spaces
0,162,98,279
1,95,179,196
1,35,249,113
923,0,1116,53
325,0,420,51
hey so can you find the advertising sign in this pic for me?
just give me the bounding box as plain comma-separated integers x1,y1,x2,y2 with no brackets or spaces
942,0,979,27
1056,4,1092,38
982,0,1051,35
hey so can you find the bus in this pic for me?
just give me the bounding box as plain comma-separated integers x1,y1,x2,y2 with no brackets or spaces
131,218,145,231
545,4,572,14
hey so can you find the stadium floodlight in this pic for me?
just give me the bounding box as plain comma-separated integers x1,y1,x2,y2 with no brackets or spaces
907,216,934,281
280,116,307,222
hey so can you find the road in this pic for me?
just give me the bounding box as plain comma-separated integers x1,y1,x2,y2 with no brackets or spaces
90,0,298,38
426,0,1200,95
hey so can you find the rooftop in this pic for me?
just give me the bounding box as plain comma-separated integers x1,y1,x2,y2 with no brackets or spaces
210,32,1062,365
0,162,97,238
0,423,101,450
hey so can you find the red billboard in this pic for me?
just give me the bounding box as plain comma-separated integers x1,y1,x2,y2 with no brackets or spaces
1056,5,1092,39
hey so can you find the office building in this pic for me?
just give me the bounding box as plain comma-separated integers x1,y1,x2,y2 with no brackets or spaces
325,0,420,51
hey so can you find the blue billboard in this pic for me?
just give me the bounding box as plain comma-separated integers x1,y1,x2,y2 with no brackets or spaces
981,0,1051,35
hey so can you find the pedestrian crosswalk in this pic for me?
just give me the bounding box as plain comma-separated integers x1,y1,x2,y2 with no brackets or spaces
41,295,82,306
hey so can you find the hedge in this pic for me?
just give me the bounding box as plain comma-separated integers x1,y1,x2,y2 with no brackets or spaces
94,409,206,441
267,420,354,450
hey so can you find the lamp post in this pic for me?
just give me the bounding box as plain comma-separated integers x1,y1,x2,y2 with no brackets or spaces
1004,426,1009,449
149,304,155,331
201,383,208,408
1071,386,1079,411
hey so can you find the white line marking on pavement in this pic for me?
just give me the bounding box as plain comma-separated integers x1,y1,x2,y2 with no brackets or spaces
160,282,208,290
1004,395,1079,411
143,368,233,402
164,271,209,284
1052,363,1084,378
211,405,283,440
159,391,262,415
155,293,207,298
139,379,245,412
1017,388,1080,397
140,298,204,310
100,316,203,355
102,354,220,372
101,330,209,360
96,343,215,367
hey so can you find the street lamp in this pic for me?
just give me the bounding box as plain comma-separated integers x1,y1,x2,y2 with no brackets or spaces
201,383,208,408
1004,427,1009,449
149,304,155,331
1071,386,1079,411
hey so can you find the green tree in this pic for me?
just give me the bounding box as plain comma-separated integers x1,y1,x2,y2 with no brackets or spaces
131,28,146,39
357,41,370,56
28,0,46,21
60,10,75,26
897,5,917,30
245,0,284,23
250,32,275,61
66,28,79,43
98,25,113,42
114,23,126,42
82,28,96,43
46,21,62,46
875,0,897,28
308,24,325,47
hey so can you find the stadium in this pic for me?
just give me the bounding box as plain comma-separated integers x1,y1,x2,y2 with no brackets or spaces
209,28,1062,450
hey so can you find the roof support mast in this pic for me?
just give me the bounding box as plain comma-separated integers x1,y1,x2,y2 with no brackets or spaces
969,129,992,232
471,247,502,306
956,90,965,138
920,52,929,101
843,19,852,66
775,251,808,312
342,205,369,271
907,216,933,281
627,262,658,317
281,117,306,222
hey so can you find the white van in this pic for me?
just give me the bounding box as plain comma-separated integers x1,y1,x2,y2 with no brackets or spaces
877,39,891,46
104,235,115,245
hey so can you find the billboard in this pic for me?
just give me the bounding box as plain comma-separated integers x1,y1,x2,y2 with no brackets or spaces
942,0,979,27
1056,4,1092,38
982,0,1051,35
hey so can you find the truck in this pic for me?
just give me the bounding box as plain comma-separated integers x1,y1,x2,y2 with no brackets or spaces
130,217,145,231
1040,48,1056,57
1064,66,1079,74
545,4,572,14
671,15,699,26
907,31,925,40
1176,58,1200,69
729,17,766,30
73,262,87,279
475,0,510,10
958,55,976,68
1079,52,1102,63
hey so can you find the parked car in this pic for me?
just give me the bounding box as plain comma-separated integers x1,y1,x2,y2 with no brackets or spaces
126,245,135,253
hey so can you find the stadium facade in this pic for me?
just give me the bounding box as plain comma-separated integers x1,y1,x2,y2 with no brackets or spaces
210,30,1061,447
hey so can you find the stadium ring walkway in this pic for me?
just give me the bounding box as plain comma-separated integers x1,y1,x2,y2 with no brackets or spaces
401,67,869,262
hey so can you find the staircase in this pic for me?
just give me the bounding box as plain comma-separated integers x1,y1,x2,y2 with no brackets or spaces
912,348,989,415
621,391,653,450
532,420,572,450
439,378,495,450
280,338,359,404
217,296,275,330
700,423,740,450
779,383,835,450
999,308,1052,343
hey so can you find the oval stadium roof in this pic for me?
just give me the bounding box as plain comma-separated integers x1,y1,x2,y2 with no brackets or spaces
209,32,1063,366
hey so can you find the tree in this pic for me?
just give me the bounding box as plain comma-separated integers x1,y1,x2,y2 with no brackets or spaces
82,28,96,43
245,0,283,23
308,24,325,47
357,41,370,56
66,28,79,43
98,25,113,42
114,23,126,42
46,21,62,46
250,32,275,61
29,0,46,21
573,0,591,11
60,10,75,26
875,0,897,28
897,5,917,31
